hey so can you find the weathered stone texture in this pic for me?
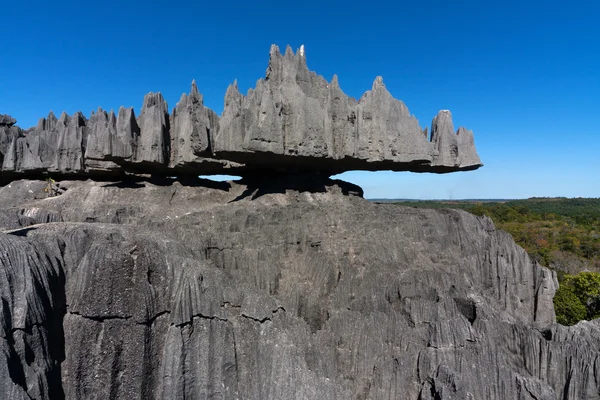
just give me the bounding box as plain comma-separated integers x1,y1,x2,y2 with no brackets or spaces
215,45,482,173
0,178,596,399
1,45,482,184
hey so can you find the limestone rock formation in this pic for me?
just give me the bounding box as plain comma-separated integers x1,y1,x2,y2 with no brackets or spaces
214,45,482,173
0,176,598,399
1,45,482,184
2,111,86,175
0,114,17,127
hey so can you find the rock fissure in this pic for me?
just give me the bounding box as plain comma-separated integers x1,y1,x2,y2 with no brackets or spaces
175,312,228,327
240,306,286,324
68,311,132,322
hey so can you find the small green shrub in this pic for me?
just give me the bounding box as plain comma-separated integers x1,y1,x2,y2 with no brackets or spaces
554,271,600,325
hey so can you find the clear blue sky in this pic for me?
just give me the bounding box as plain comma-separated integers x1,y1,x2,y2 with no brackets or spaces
2,0,598,199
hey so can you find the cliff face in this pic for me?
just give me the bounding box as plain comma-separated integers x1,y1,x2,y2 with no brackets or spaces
1,178,597,400
0,45,481,184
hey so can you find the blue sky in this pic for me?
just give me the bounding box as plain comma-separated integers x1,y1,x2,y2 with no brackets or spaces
2,0,598,199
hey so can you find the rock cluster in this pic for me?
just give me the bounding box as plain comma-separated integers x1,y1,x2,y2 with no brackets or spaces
0,114,17,127
1,45,482,184
215,45,481,173
1,178,598,399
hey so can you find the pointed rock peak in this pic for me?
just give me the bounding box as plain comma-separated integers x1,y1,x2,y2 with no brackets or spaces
285,44,294,57
91,109,96,116
331,74,340,88
36,117,46,131
269,44,280,57
225,79,241,100
178,92,188,104
296,44,308,70
189,79,203,103
74,111,86,124
142,93,153,108
433,110,454,128
58,111,69,123
224,80,242,108
118,106,136,120
372,76,385,90
142,92,167,109
431,109,455,141
456,126,468,136
47,111,57,122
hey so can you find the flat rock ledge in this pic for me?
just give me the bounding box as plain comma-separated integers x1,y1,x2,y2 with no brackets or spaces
1,45,482,185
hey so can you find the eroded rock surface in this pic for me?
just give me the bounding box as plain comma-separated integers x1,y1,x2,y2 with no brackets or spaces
1,177,597,399
215,45,482,173
1,45,482,184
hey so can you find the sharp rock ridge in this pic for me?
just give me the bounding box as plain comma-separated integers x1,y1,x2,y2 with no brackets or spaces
1,45,482,184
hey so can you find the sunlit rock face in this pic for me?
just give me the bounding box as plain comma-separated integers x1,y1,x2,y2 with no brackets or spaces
214,45,482,174
1,45,481,184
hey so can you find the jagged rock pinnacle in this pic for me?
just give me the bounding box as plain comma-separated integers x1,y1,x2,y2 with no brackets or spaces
1,44,482,184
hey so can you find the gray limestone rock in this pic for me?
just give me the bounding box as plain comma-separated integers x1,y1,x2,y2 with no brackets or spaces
54,111,86,173
1,45,482,183
169,80,215,165
83,107,138,174
0,177,597,399
85,108,116,161
135,92,170,165
168,81,236,175
214,45,483,174
3,112,61,173
0,114,17,127
1,111,88,180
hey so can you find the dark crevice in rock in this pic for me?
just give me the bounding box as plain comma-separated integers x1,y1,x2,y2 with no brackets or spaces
136,311,170,327
175,313,228,328
241,307,285,324
540,328,553,341
4,226,39,237
562,370,573,400
241,314,271,324
3,337,30,398
453,297,477,325
68,311,132,322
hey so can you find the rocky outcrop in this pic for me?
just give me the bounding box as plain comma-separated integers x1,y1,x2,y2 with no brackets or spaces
0,114,17,127
215,45,481,173
1,45,482,184
2,111,86,175
1,177,598,399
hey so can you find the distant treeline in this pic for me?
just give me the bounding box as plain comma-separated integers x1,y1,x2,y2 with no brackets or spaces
379,197,600,326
